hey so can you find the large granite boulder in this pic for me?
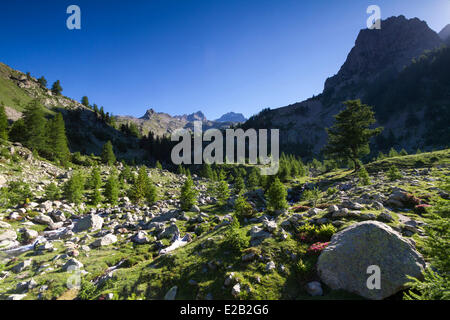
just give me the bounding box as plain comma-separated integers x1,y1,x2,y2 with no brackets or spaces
317,221,425,300
74,214,103,233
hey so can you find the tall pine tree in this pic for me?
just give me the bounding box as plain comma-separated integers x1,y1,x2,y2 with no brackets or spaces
22,99,46,152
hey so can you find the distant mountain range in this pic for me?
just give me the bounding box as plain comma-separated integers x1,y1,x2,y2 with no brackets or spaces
115,109,246,137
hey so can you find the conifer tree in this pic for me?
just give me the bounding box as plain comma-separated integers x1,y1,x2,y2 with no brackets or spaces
180,175,198,210
51,80,63,95
358,166,371,186
0,102,8,142
22,99,46,152
46,113,70,164
63,171,85,205
100,106,105,120
120,164,133,183
389,147,399,158
324,100,382,171
247,167,260,190
234,174,245,195
81,96,90,107
37,76,47,88
130,166,157,204
104,174,120,205
89,167,102,188
101,141,116,165
266,177,288,211
155,161,163,170
216,179,231,206
387,165,402,181
9,118,26,143
201,163,213,179
235,194,254,218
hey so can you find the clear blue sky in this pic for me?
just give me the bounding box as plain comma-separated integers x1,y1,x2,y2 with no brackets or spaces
1,0,448,120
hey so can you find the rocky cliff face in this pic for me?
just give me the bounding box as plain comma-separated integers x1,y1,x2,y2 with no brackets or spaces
324,16,443,96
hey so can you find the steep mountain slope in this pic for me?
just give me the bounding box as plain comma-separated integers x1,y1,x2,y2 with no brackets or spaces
242,16,448,158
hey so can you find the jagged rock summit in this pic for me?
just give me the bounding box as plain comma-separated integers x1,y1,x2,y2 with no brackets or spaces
324,15,443,92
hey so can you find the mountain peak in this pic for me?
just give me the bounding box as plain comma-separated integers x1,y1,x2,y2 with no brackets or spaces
140,108,156,120
324,15,443,93
439,24,450,42
215,112,247,123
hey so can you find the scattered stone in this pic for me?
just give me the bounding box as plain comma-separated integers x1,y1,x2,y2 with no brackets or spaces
7,294,27,300
242,252,256,262
332,208,348,219
23,228,39,241
378,212,394,222
131,231,150,244
62,258,84,271
92,234,117,247
263,219,277,233
224,273,235,287
231,283,241,298
265,261,276,272
164,286,178,300
12,259,32,273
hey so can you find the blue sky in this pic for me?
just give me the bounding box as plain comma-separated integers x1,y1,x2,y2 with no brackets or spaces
0,0,449,120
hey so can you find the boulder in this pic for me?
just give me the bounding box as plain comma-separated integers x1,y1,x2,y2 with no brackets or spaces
231,283,241,298
0,228,17,242
263,219,277,233
92,234,117,247
378,212,394,222
74,214,103,233
332,208,348,219
33,214,54,226
249,226,271,246
23,228,39,241
12,259,32,273
317,221,425,300
158,223,179,239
